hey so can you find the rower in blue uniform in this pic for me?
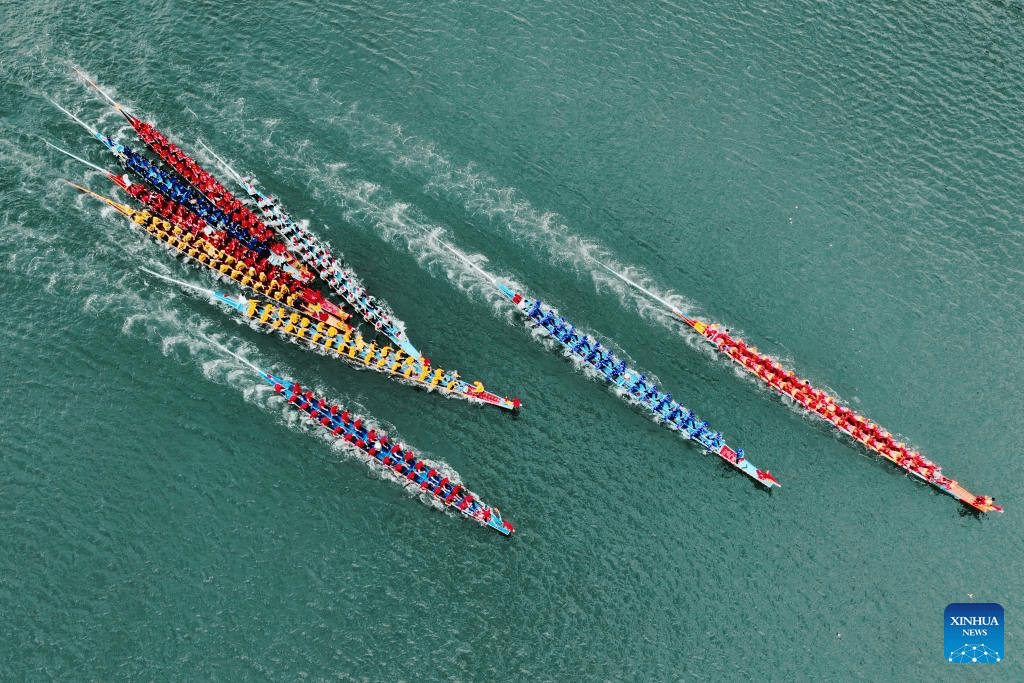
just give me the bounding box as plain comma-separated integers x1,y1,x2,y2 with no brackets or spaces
654,392,672,412
571,335,589,354
527,300,542,320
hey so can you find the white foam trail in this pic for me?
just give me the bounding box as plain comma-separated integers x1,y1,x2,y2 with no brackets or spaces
430,234,499,287
326,179,520,307
43,140,110,175
201,339,264,375
48,97,101,138
138,266,218,298
72,66,126,114
321,106,710,330
596,262,692,319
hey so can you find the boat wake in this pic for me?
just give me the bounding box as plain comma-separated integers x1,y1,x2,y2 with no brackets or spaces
317,105,729,342
306,167,671,400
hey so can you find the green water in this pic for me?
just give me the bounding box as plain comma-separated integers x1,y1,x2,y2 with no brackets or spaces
2,1,1021,680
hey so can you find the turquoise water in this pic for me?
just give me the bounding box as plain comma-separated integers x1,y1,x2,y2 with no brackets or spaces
2,1,1022,679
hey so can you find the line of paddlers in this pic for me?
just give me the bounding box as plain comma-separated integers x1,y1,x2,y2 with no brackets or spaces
270,378,514,531
522,295,731,451
702,325,958,487
243,298,482,392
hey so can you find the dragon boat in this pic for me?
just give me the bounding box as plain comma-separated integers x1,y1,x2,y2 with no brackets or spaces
72,71,421,360
217,346,513,535
496,284,779,488
223,291,521,411
262,369,514,535
599,265,1000,512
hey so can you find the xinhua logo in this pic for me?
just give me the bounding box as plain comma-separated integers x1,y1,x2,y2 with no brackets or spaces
945,603,1003,663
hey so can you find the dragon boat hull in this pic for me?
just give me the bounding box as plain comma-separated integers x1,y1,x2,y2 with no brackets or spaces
697,324,998,512
495,284,778,488
256,370,514,535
